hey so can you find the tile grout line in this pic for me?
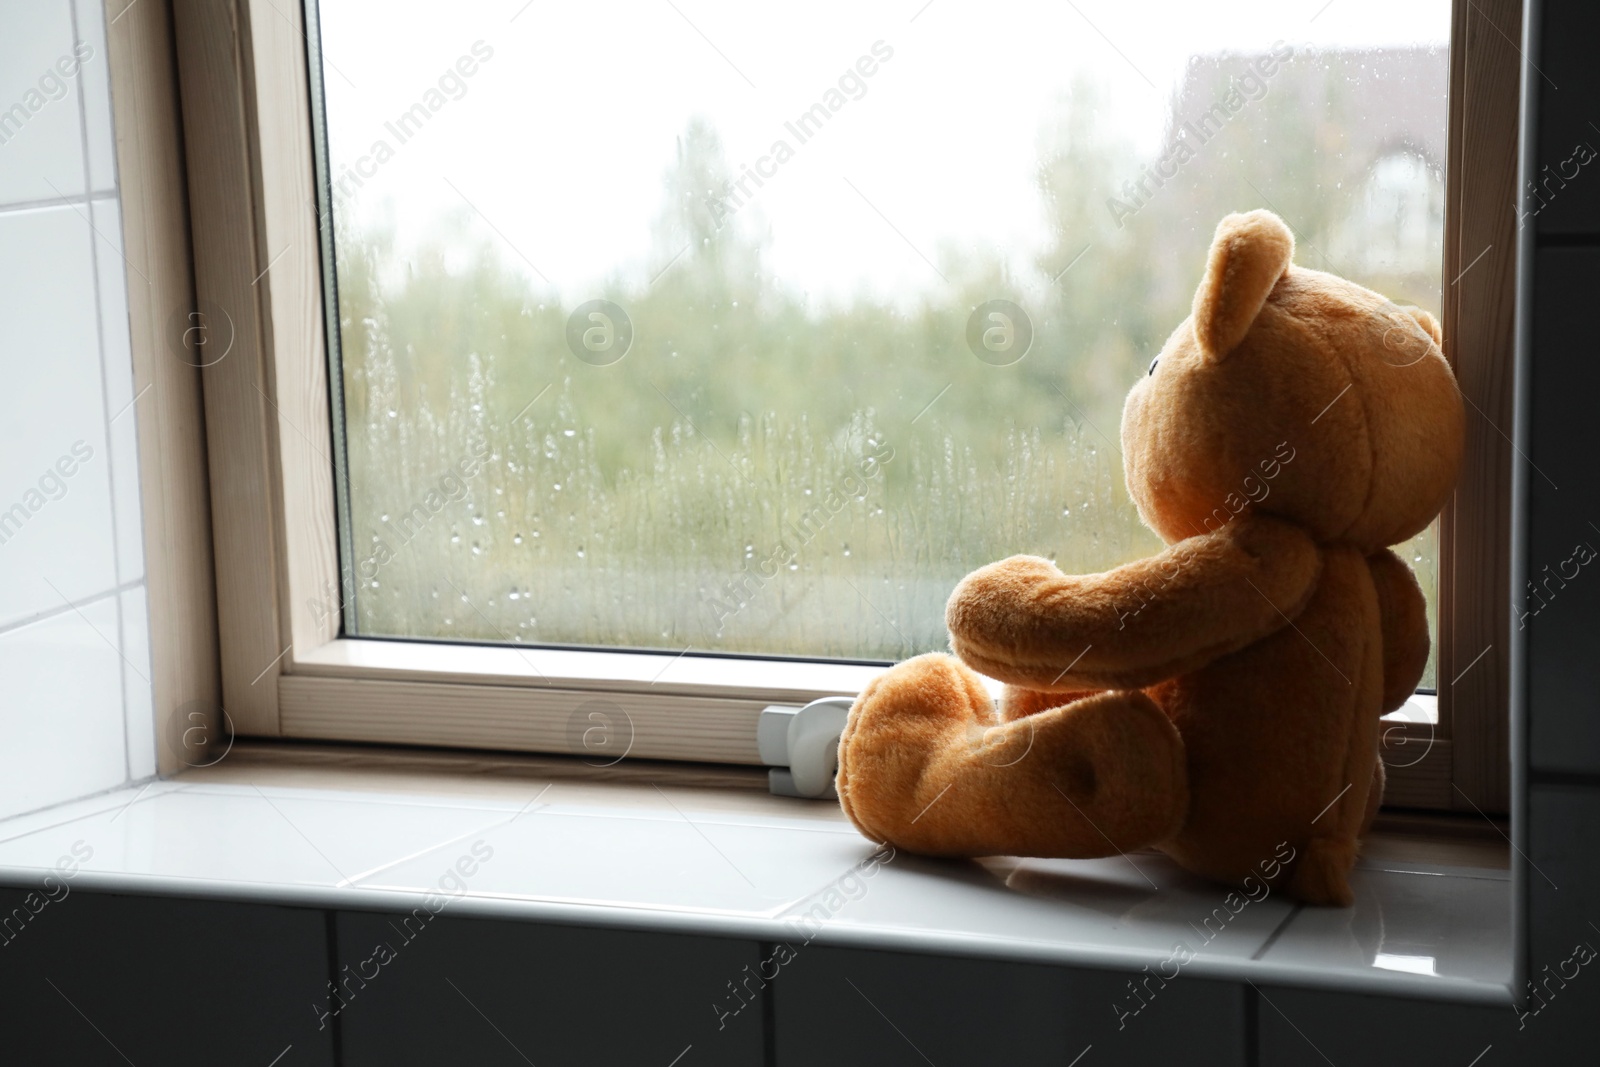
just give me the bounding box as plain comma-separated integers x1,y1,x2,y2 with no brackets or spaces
171,779,864,834
171,783,551,813
323,910,346,1067
0,578,145,639
0,189,120,216
1250,902,1303,961
68,0,132,785
1363,865,1510,882
0,776,170,848
1244,979,1261,1067
333,811,531,889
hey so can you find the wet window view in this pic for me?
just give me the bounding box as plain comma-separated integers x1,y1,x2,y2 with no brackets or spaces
311,0,1447,681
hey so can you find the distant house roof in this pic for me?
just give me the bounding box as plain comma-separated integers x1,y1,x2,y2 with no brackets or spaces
1163,46,1449,173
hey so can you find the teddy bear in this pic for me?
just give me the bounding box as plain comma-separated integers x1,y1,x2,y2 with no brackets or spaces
835,210,1464,906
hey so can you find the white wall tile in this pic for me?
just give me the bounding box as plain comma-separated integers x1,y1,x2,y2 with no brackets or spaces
92,195,143,582
120,583,155,779
0,0,88,206
0,1,148,817
0,202,117,627
72,0,116,192
0,594,128,818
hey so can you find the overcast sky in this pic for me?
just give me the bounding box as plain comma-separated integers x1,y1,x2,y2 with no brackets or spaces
315,0,1449,307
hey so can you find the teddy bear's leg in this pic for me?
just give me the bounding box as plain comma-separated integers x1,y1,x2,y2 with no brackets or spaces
837,653,1189,860
1286,704,1384,908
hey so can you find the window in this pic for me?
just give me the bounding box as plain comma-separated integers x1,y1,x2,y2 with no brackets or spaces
143,0,1518,811
313,1,1451,671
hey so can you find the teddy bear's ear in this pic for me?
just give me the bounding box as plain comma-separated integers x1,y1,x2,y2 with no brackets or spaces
1192,210,1295,360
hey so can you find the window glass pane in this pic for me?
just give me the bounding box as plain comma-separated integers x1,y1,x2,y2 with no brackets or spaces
311,0,1449,675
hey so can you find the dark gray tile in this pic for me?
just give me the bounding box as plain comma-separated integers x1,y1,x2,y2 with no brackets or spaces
333,911,765,1066
1256,986,1512,1066
1523,785,1600,1054
1533,0,1600,237
0,887,334,1066
1255,792,1600,1062
1256,826,1600,1067
1527,248,1600,774
774,945,1245,1066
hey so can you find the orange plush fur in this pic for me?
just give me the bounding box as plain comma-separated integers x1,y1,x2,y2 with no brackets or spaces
836,210,1463,906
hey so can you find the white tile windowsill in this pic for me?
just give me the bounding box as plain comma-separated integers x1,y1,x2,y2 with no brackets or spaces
0,745,1511,1007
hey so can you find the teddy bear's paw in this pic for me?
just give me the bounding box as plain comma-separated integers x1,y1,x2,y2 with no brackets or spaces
837,659,1188,861
835,653,995,845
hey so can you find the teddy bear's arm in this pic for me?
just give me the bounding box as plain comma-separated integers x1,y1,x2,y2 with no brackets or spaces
1367,548,1431,714
945,514,1321,692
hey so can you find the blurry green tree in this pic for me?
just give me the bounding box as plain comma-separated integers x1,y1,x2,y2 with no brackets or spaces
333,46,1443,684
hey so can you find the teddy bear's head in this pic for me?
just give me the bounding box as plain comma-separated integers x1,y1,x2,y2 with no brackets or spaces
1120,210,1465,552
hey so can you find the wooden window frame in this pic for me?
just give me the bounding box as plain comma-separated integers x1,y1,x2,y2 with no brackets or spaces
110,0,1521,812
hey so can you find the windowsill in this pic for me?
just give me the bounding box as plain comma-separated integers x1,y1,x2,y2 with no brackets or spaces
0,743,1509,1005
